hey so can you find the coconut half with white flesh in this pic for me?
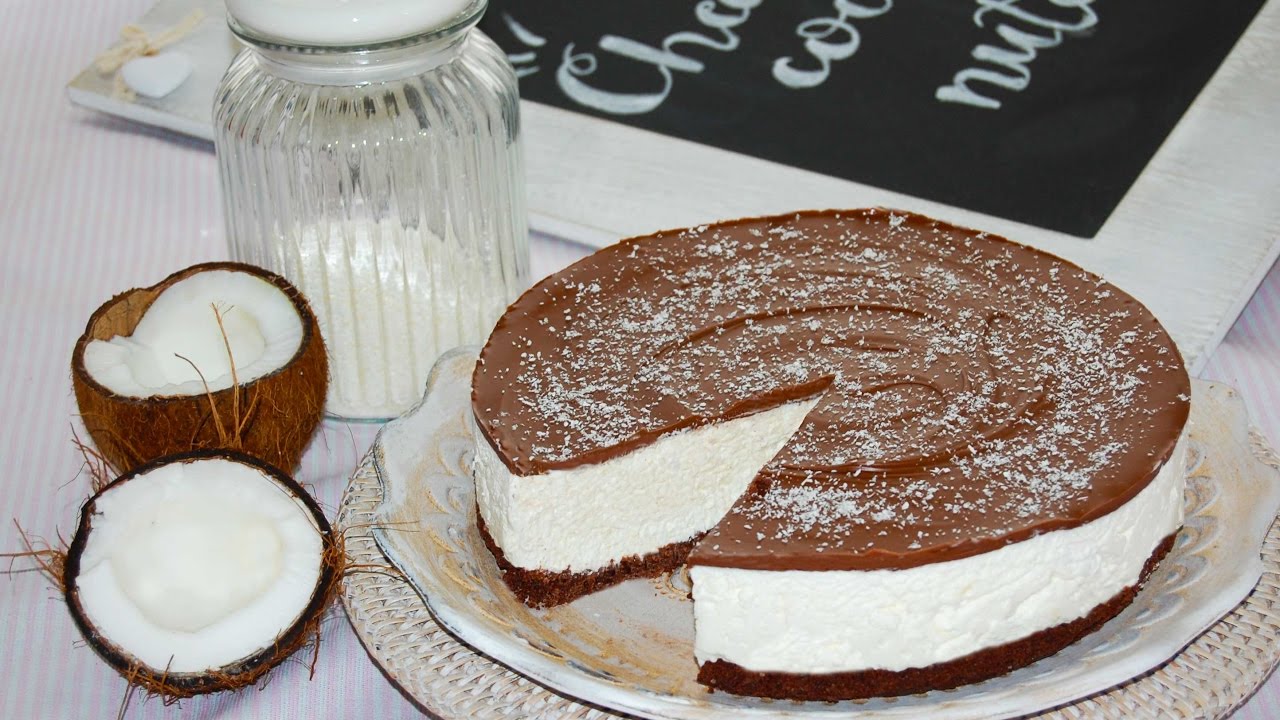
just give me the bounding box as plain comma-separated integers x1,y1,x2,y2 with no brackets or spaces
63,450,339,697
71,262,328,474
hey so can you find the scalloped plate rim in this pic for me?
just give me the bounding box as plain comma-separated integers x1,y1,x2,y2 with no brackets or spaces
367,353,1280,720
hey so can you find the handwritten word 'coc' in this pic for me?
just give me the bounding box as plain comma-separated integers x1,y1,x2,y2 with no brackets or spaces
545,0,894,116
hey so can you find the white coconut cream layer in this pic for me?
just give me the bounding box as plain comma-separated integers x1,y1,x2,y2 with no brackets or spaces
473,398,820,574
75,459,323,673
82,269,303,398
690,436,1187,676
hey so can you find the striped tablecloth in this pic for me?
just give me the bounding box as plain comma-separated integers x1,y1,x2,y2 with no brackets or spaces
2,0,1277,717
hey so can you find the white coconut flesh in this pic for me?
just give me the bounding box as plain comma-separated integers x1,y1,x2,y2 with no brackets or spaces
74,458,323,673
82,269,304,397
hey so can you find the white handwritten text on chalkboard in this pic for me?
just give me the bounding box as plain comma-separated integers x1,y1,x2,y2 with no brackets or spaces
556,0,761,115
503,0,1097,114
504,0,897,115
935,0,1099,110
772,0,894,89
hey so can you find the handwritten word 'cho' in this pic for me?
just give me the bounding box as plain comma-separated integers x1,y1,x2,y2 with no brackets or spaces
557,0,762,115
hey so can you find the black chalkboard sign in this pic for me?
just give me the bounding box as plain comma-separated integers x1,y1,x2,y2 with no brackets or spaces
479,1,1265,238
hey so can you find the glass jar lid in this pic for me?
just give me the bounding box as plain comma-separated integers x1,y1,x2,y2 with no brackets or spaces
225,0,486,50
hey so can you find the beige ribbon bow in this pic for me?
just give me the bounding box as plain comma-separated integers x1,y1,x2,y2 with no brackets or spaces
95,9,206,101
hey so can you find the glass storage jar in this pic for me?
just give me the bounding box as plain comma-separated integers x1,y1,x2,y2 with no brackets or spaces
214,0,528,421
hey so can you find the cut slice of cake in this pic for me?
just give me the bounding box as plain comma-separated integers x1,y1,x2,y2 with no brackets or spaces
472,396,819,606
470,209,1190,699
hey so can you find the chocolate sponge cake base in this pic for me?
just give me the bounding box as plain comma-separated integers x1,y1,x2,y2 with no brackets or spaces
697,532,1179,701
478,512,700,608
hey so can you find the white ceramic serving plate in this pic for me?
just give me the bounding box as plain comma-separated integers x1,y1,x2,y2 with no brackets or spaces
347,348,1280,720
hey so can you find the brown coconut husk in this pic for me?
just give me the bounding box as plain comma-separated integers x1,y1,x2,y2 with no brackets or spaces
2,435,113,590
60,449,344,699
1,521,68,592
70,262,328,474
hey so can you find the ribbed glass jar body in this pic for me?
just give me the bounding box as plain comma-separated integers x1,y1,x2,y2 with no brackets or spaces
214,14,527,421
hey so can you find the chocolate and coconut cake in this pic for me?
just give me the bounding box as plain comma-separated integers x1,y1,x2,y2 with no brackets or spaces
470,208,1190,699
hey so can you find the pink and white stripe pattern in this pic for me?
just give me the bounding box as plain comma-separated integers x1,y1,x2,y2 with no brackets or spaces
0,0,1275,717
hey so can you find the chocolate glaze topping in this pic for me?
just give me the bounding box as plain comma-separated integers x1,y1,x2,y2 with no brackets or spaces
472,209,1190,571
